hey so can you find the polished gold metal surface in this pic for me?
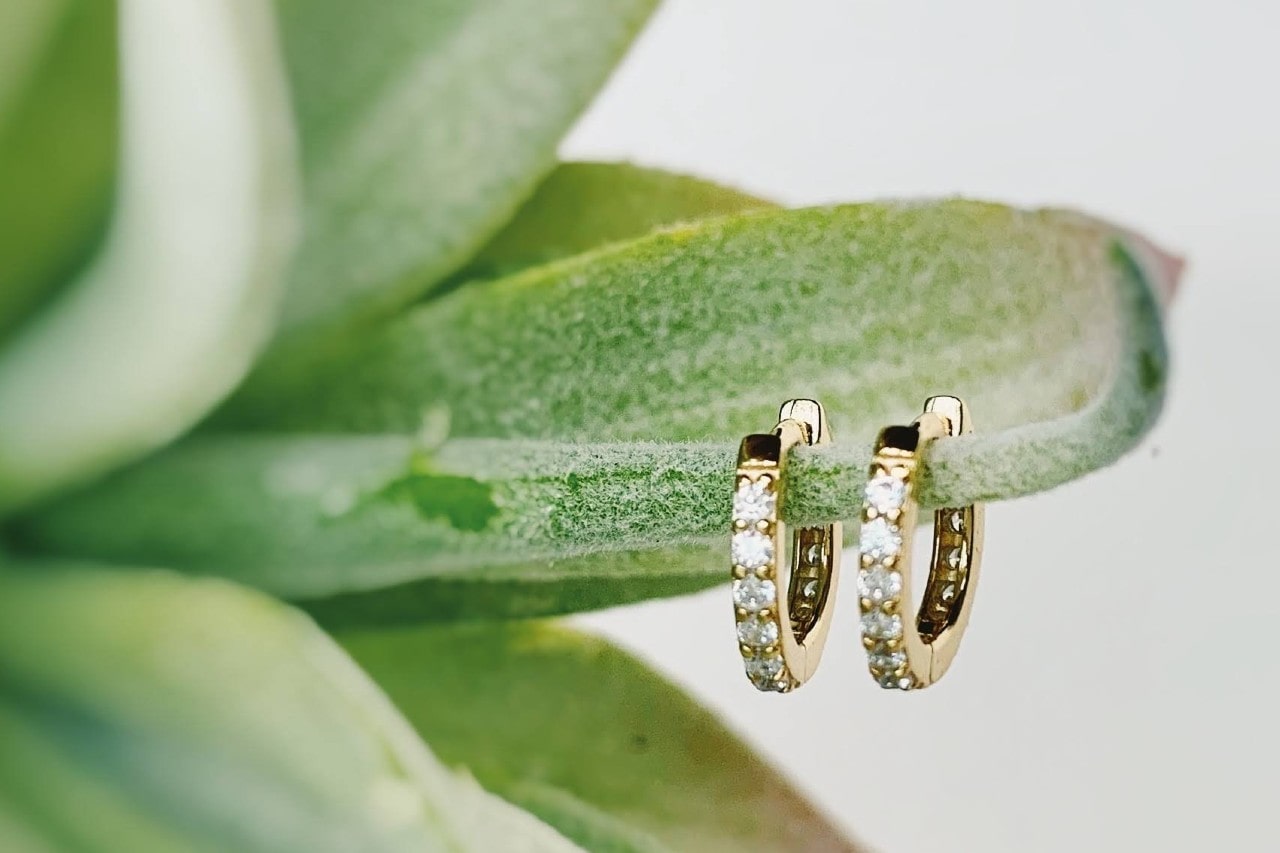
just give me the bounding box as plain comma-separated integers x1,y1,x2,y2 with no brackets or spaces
731,399,843,692
858,395,985,689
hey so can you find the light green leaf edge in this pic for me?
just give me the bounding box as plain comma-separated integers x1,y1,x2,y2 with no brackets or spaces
446,161,774,285
0,1,298,513
0,0,118,338
13,202,1179,621
339,620,862,853
0,564,582,852
254,0,660,385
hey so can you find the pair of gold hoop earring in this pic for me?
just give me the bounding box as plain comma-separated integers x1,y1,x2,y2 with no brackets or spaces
730,396,983,692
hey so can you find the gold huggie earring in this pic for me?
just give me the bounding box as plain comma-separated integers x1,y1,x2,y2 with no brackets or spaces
857,395,985,690
731,399,843,692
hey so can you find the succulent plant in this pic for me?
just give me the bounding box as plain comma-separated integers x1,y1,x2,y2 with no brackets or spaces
0,2,1180,850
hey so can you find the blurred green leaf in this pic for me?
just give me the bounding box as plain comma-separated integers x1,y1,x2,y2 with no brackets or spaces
15,202,1178,621
0,0,61,106
0,565,582,852
305,556,719,629
0,2,298,513
339,620,861,852
0,0,117,340
448,161,773,283
255,0,660,384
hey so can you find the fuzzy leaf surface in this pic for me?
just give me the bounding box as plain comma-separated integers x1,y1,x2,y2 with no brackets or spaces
448,161,772,283
223,202,1175,443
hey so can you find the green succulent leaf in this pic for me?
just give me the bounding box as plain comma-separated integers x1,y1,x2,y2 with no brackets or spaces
0,564,582,852
14,201,1179,621
0,1,298,513
0,0,117,340
256,0,660,383
338,620,862,852
221,201,1175,442
448,161,773,284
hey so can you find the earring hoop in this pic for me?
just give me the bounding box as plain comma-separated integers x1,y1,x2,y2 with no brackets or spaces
731,399,843,692
857,395,985,690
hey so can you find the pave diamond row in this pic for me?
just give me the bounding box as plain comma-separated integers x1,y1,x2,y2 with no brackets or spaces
731,474,791,692
858,472,916,690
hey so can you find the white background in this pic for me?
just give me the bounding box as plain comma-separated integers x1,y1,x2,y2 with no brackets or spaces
565,2,1280,851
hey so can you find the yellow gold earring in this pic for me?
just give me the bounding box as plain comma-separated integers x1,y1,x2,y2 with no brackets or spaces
731,399,842,692
856,395,985,690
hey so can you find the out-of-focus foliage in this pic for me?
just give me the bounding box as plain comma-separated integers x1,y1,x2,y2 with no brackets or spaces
0,566,581,851
0,0,117,339
340,620,861,852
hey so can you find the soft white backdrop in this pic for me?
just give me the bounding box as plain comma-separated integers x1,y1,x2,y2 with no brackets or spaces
562,2,1280,851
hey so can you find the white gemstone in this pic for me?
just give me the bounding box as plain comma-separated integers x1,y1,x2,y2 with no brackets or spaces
868,648,908,672
744,653,784,681
858,567,903,603
861,609,903,641
946,546,964,569
864,474,906,513
737,615,779,647
732,576,776,613
859,518,902,561
751,674,788,693
733,478,776,523
948,511,965,533
732,530,773,569
878,671,914,690
941,582,957,602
